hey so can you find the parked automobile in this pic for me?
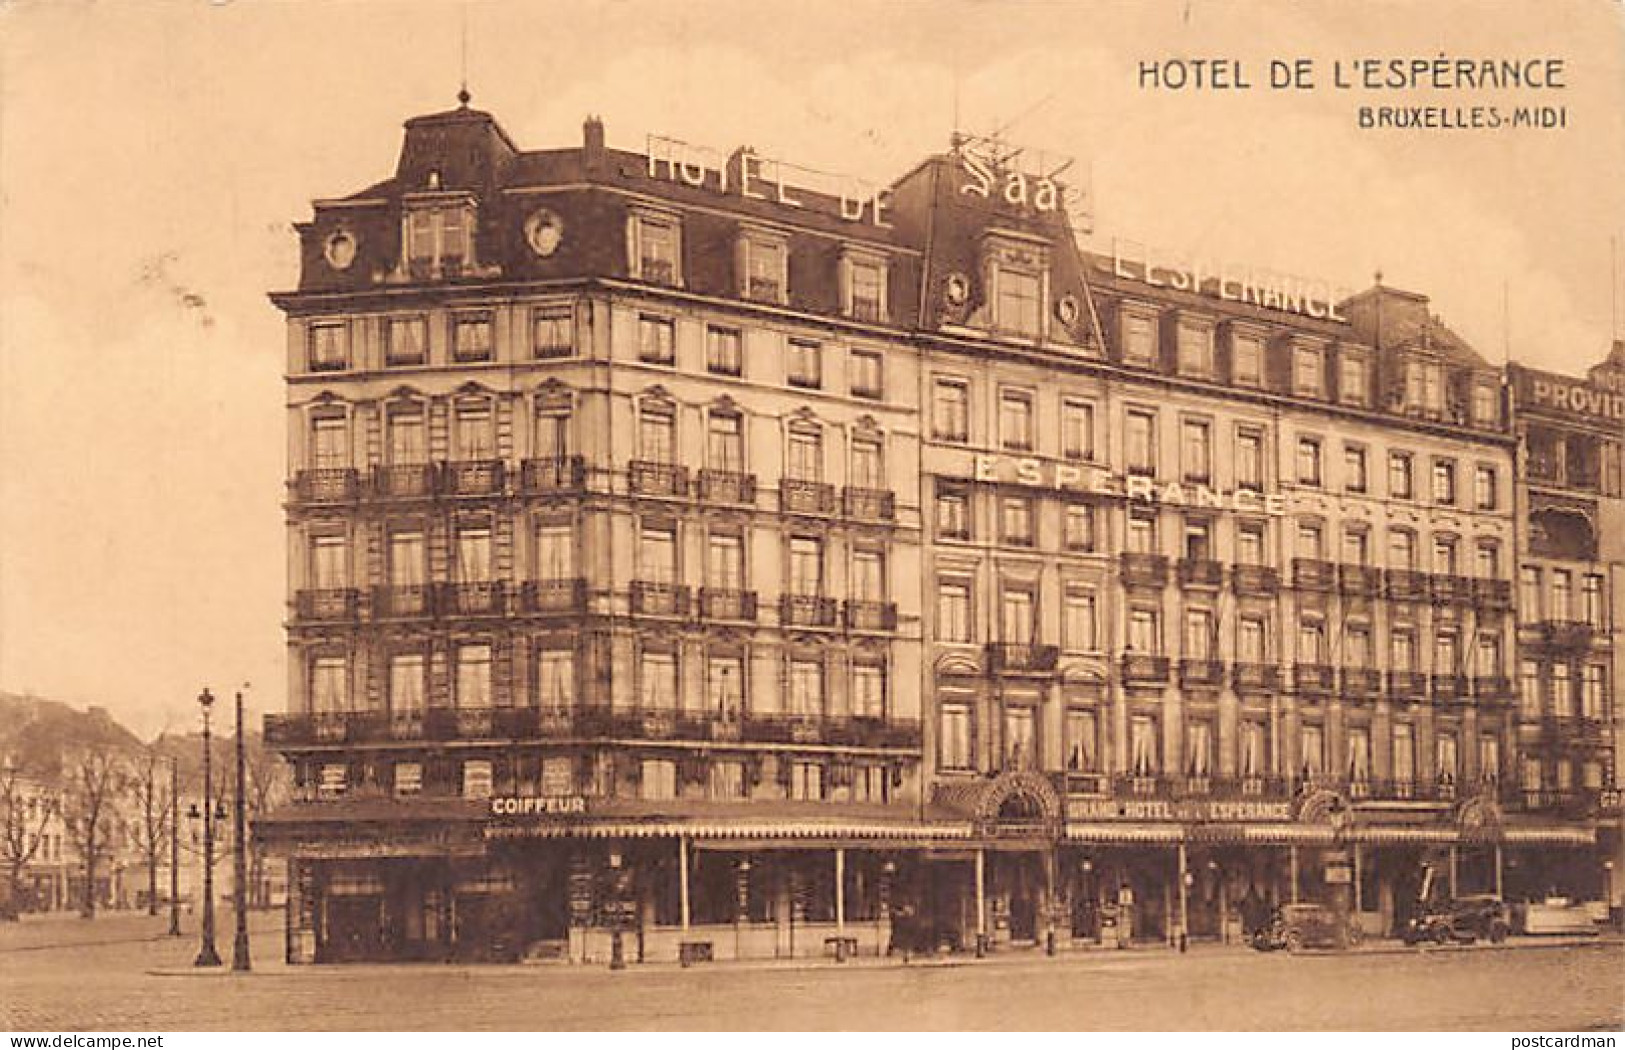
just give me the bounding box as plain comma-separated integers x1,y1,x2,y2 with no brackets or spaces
1250,903,1362,952
1402,894,1510,945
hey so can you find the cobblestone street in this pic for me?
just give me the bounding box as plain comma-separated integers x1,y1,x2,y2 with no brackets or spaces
0,912,1620,1030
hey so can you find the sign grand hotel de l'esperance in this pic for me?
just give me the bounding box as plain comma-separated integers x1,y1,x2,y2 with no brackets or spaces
261,100,1621,964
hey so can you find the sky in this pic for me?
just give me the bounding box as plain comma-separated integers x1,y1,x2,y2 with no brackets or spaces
1,0,1622,738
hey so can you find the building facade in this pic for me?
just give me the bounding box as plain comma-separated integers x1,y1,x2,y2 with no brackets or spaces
263,101,1618,963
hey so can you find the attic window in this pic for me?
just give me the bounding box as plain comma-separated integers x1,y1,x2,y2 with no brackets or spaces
405,198,475,279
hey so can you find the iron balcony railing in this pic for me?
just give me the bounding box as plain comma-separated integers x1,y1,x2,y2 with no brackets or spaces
1178,658,1225,687
520,578,587,614
521,456,587,493
436,581,506,617
1430,574,1475,606
1120,553,1169,588
294,588,359,623
697,469,757,505
628,460,689,497
1177,559,1224,588
292,468,359,503
844,600,898,632
698,588,758,622
1342,668,1382,696
1293,663,1337,694
843,487,897,521
630,581,690,617
1120,653,1171,683
372,584,434,619
1292,558,1337,592
781,479,838,516
1338,564,1383,596
441,459,505,497
1385,569,1430,601
781,594,838,627
988,643,1061,674
1232,662,1280,692
1231,564,1280,596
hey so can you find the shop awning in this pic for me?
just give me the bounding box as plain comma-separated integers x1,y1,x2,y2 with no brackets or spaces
1349,826,1458,845
1065,823,1184,844
1502,826,1595,846
485,820,974,843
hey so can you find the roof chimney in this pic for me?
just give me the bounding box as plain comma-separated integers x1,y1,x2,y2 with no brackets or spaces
583,115,605,170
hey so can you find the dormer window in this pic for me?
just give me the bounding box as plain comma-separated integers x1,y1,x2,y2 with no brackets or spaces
737,226,788,304
1402,356,1446,416
996,269,1041,337
1292,342,1324,398
628,205,682,287
1175,318,1214,378
1471,382,1499,427
1120,308,1157,366
984,232,1049,340
403,194,476,280
840,248,888,322
1338,348,1369,406
1230,326,1264,386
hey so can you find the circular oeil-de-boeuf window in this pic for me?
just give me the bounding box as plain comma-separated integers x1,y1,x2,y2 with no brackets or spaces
524,208,565,257
323,229,358,271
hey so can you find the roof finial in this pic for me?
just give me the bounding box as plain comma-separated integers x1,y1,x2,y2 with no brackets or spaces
1374,268,1383,287
458,86,471,108
457,0,470,108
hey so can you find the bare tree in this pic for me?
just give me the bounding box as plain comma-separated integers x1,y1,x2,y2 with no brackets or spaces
128,744,174,916
241,738,287,908
61,748,125,919
0,763,56,920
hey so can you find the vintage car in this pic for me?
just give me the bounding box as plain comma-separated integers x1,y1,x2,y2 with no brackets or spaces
1250,903,1363,952
1402,894,1511,945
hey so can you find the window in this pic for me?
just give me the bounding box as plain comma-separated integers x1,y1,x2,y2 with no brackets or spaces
1000,587,1036,644
707,412,744,471
309,533,348,590
1389,528,1417,570
1236,428,1264,489
742,235,787,303
1063,588,1097,651
1389,452,1414,499
1181,419,1212,482
1551,569,1573,620
1344,445,1368,493
789,536,823,595
1000,389,1034,451
1297,521,1324,560
996,268,1042,337
1474,465,1498,510
1552,663,1573,717
462,760,494,800
1474,540,1500,580
788,659,824,717
385,316,427,366
406,202,472,274
310,413,349,471
1063,503,1095,552
709,760,747,801
852,663,885,718
1300,725,1325,777
453,400,494,461
1521,567,1543,620
388,529,425,587
631,210,680,285
386,405,425,464
1293,344,1323,397
394,762,423,798
455,644,492,709
1296,436,1323,487
1176,321,1214,377
706,326,742,376
1186,720,1214,777
1432,459,1457,505
1434,631,1460,677
933,378,970,442
310,656,349,713
1342,528,1370,567
536,649,574,712
707,532,744,590
389,654,425,717
1582,665,1605,719
639,523,677,584
1128,606,1160,654
1238,617,1267,662
1185,608,1215,659
1126,410,1156,475
1232,330,1263,386
788,339,822,389
845,255,886,321
1066,709,1099,772
1477,633,1503,677
851,350,883,399
1472,384,1499,427
1298,619,1326,663
1185,518,1213,562
532,307,573,359
1061,399,1095,460
641,759,677,801
1433,535,1459,576
534,401,570,461
1240,721,1268,778
789,761,824,801
787,424,822,482
639,402,676,463
452,314,493,362
1004,706,1036,769
1339,352,1368,405
1122,312,1157,365
1391,629,1417,671
1126,509,1157,554
707,656,744,719
1000,496,1034,547
1583,574,1606,626
1347,727,1372,782
455,525,492,583
1479,734,1502,784
1392,725,1416,784
851,548,884,602
638,315,675,365
938,579,971,643
640,650,678,711
1129,715,1159,775
936,485,970,541
851,436,884,490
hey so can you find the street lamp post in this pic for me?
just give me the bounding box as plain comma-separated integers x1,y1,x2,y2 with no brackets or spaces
168,756,181,937
231,688,251,972
193,687,222,968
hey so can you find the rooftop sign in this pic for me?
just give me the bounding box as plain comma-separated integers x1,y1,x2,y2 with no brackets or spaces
970,455,1288,516
646,135,891,227
1513,368,1625,423
1109,238,1353,323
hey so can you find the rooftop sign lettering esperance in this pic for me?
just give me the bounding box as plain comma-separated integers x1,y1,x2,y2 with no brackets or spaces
1111,238,1354,323
972,455,1288,516
1068,798,1293,822
646,135,892,227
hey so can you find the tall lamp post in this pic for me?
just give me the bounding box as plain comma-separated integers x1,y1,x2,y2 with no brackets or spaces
192,687,222,968
168,755,181,937
231,688,251,972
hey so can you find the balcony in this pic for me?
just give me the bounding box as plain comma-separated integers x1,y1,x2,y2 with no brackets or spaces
292,468,359,503
1473,578,1513,611
1293,664,1336,694
1232,564,1280,597
628,460,689,497
631,581,690,617
696,469,756,505
1386,670,1428,696
264,712,310,747
1232,662,1280,693
988,643,1061,674
1120,653,1171,684
1291,558,1336,592
844,599,898,632
1429,574,1474,606
1177,559,1224,588
781,594,838,628
371,463,437,499
441,459,506,497
294,588,359,623
1533,620,1596,649
1338,564,1383,597
1178,658,1225,688
1431,674,1472,703
1385,569,1429,602
1473,675,1514,704
437,581,506,617
521,456,587,494
520,578,587,614
1540,715,1609,745
372,584,434,619
640,258,677,287
1120,553,1169,589
1342,668,1382,696
843,487,897,521
699,587,758,622
780,479,837,516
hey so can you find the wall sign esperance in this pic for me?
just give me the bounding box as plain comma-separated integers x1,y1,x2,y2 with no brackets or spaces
971,454,1289,516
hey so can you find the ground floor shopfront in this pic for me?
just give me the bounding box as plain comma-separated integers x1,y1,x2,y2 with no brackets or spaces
261,786,1613,964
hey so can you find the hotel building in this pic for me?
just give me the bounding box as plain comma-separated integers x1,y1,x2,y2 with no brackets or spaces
262,99,1617,962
